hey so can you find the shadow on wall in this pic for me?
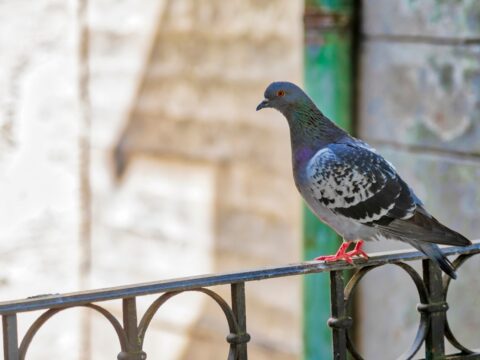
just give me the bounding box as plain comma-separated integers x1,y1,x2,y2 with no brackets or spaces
98,0,303,359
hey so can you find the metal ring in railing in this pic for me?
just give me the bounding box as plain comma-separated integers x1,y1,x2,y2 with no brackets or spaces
138,288,248,360
343,262,429,360
137,291,181,344
442,253,477,355
18,303,128,360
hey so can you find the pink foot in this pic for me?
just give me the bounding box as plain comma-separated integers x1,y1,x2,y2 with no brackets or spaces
314,240,368,264
346,240,369,260
315,241,354,264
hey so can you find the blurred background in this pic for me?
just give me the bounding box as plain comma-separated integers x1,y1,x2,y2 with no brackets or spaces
0,0,479,359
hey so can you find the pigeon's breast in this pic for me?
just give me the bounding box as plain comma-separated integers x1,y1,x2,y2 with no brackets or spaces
294,149,380,241
299,180,377,241
294,165,344,228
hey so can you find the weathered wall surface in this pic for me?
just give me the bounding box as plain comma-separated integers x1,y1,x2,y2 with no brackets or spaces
0,0,303,359
108,1,303,359
0,1,83,357
359,1,480,358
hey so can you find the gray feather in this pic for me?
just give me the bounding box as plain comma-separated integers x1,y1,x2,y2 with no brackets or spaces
378,208,471,247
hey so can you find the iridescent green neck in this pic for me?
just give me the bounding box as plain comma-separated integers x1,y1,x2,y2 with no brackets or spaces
284,104,348,153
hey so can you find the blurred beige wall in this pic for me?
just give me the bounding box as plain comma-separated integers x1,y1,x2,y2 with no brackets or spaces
0,0,303,359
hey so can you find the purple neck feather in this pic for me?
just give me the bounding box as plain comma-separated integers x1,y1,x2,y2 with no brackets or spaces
293,146,315,166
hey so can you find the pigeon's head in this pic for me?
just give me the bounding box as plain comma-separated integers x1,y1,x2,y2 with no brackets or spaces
257,81,346,148
256,81,309,114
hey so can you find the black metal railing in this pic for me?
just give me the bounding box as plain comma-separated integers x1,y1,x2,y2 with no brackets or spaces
1,241,479,360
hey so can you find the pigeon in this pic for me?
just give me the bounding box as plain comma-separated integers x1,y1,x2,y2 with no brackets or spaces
256,81,471,279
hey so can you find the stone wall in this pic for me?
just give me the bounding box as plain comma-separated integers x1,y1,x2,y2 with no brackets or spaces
0,1,82,357
358,1,480,358
0,0,303,359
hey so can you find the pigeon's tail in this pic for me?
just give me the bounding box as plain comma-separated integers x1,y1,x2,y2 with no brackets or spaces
382,209,471,247
411,241,457,279
376,207,471,279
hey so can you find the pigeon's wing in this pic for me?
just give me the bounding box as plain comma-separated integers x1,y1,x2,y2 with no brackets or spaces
306,143,470,246
306,142,415,225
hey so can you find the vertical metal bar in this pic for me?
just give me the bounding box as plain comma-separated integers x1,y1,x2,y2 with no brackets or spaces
423,259,446,359
118,298,146,360
231,282,249,360
123,298,138,347
328,271,349,360
2,314,19,360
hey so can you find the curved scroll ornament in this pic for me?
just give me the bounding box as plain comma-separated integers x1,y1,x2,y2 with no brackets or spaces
343,263,429,360
442,253,476,355
138,288,250,360
18,303,128,360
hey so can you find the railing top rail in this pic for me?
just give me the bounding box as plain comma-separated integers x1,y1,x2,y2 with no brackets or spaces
1,240,479,315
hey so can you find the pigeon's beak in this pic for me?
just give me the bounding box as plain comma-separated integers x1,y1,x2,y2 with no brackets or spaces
256,99,270,111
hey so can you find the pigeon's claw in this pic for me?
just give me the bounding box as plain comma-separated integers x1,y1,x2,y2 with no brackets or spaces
346,240,369,260
315,241,352,263
314,240,368,264
316,252,355,264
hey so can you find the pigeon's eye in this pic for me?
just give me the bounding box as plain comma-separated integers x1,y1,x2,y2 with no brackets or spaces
277,90,285,97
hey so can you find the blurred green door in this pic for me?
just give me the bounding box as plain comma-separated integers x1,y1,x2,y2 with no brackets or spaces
303,1,356,359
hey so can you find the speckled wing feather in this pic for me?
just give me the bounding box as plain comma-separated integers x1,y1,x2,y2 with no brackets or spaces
306,142,416,226
305,142,470,247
